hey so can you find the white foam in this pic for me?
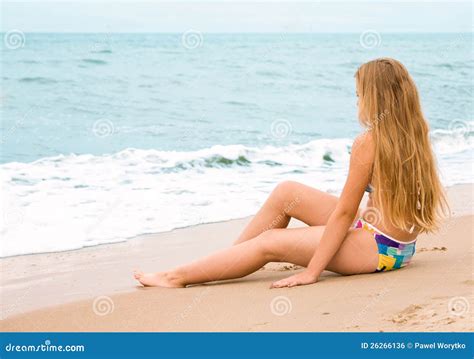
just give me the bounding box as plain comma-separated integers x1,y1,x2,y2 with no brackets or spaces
0,136,472,257
431,123,474,155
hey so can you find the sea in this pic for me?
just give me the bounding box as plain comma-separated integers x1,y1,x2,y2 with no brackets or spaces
1,32,472,257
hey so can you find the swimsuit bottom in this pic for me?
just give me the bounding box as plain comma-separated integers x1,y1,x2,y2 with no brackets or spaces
354,218,417,272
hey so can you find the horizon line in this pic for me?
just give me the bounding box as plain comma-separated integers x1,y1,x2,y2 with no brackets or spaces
1,31,472,34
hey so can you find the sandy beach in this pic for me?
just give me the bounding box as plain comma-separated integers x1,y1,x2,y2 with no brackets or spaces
1,184,472,332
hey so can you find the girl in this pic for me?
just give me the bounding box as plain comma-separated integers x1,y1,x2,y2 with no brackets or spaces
134,58,449,288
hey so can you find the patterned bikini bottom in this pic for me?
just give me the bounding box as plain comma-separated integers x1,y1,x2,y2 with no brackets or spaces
354,218,417,272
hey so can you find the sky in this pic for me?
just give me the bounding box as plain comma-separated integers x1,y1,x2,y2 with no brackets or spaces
1,1,473,33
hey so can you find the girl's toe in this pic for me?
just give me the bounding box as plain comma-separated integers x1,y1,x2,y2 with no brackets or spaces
133,270,143,279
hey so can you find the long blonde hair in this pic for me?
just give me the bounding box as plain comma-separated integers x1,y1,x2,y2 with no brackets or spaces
355,58,449,234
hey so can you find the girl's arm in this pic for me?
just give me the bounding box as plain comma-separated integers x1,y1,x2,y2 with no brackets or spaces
271,132,374,288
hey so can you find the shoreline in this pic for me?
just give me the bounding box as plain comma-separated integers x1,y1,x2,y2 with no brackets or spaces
1,183,472,331
1,182,472,260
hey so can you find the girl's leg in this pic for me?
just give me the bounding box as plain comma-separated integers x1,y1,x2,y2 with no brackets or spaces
233,181,339,245
133,226,379,287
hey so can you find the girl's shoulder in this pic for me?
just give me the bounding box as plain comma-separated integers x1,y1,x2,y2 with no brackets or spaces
352,131,375,158
351,132,376,182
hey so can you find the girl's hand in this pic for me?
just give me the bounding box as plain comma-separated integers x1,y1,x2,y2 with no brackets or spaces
270,270,318,288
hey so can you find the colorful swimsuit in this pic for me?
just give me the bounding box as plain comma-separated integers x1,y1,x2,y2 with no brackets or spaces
354,218,417,272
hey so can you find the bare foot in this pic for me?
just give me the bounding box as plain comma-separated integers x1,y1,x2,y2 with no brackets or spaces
133,270,184,288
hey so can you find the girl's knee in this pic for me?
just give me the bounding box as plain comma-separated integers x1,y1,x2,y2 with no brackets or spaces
271,181,301,209
273,180,298,196
256,230,282,261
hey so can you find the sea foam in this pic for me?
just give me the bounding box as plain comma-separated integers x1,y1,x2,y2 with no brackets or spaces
1,132,472,257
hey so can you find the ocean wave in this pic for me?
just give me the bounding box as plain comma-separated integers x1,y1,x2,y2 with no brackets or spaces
223,100,256,107
4,129,471,175
255,70,284,78
431,122,474,155
339,61,360,68
0,139,352,257
18,77,57,84
433,63,455,70
21,138,351,173
82,58,108,65
433,61,473,70
20,60,41,64
91,49,113,54
0,133,471,258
